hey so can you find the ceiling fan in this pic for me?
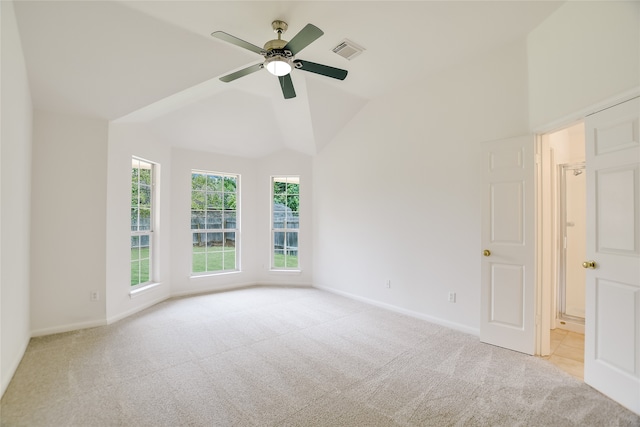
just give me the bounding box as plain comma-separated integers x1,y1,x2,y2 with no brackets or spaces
211,20,348,99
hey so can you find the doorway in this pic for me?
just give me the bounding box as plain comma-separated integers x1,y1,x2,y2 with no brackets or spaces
539,122,586,378
558,162,586,331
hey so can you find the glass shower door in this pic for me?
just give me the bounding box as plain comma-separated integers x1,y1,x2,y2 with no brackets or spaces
558,163,586,323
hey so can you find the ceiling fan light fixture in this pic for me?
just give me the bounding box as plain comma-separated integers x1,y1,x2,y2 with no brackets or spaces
265,55,292,76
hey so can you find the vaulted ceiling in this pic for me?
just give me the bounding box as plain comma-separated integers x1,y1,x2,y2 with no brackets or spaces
13,1,563,157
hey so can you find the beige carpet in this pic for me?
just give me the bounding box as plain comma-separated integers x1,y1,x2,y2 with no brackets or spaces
1,286,638,426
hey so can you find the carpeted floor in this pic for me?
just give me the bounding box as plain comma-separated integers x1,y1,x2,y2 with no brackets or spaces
1,286,639,426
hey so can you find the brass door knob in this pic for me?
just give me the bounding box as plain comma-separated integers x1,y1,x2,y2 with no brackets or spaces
483,250,491,257
582,260,596,269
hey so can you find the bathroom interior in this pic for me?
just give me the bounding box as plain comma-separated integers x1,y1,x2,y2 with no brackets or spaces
541,122,586,379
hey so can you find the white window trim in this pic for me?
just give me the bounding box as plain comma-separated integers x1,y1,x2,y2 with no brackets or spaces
131,157,156,290
129,282,162,298
270,175,301,272
190,170,241,276
189,270,242,280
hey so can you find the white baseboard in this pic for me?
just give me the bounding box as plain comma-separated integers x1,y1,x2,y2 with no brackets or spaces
1,334,30,398
170,281,258,299
255,281,313,288
30,283,314,338
28,283,474,340
314,285,480,337
30,318,108,337
106,293,170,325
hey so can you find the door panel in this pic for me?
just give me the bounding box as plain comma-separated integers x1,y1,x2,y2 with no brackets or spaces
585,96,640,415
595,279,637,372
490,264,525,327
491,182,524,243
481,136,535,355
596,166,638,253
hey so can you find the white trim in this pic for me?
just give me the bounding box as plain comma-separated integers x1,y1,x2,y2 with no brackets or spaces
532,87,640,134
131,157,155,286
107,294,169,324
190,170,240,274
270,175,301,271
257,280,312,287
170,281,257,298
129,281,162,298
259,282,312,288
315,285,479,337
268,269,302,275
31,319,108,337
189,270,241,279
1,335,30,398
172,282,312,299
535,135,545,356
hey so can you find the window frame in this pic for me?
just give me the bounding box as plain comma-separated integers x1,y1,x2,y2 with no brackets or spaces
271,175,300,271
190,170,240,276
130,157,156,288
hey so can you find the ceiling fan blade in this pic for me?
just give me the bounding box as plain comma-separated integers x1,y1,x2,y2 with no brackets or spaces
283,24,323,56
219,63,263,83
211,31,265,55
278,74,296,99
294,60,348,80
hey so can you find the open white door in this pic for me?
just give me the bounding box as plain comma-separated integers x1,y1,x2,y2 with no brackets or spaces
480,136,536,355
584,97,640,415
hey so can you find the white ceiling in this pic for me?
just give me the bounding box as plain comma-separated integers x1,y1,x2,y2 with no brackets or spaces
13,1,563,157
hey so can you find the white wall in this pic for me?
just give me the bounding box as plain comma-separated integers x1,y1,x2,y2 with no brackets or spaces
528,1,640,129
313,40,530,334
30,111,108,335
0,0,33,397
169,148,313,297
106,123,172,323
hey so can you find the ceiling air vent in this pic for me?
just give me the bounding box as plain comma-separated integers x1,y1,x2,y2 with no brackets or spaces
332,39,365,60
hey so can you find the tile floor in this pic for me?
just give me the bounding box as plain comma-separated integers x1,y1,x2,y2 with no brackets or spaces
542,329,585,380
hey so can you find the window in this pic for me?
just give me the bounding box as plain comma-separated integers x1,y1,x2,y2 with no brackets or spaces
131,158,154,287
272,176,299,269
191,171,239,274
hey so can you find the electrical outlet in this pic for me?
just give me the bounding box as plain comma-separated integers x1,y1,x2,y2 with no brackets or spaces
448,292,456,303
386,280,391,288
90,291,100,301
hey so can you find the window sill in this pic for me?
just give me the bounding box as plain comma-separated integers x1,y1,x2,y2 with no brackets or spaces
190,270,241,279
129,282,162,298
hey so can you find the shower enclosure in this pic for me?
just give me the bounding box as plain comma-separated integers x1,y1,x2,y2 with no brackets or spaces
557,162,586,329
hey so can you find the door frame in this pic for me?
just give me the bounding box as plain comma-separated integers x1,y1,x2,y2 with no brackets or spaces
533,87,640,356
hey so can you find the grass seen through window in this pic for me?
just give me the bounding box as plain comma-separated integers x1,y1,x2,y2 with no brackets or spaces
192,244,236,272
131,247,150,286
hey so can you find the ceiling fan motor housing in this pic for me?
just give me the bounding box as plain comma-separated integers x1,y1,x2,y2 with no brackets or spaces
263,39,288,52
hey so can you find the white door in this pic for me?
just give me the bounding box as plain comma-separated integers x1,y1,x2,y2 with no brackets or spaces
480,136,536,355
584,96,640,415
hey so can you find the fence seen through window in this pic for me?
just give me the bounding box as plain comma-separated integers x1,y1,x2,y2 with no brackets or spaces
191,171,239,274
131,158,153,286
272,176,299,269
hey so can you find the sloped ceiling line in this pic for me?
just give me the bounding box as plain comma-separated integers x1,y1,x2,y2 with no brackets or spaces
14,1,563,157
